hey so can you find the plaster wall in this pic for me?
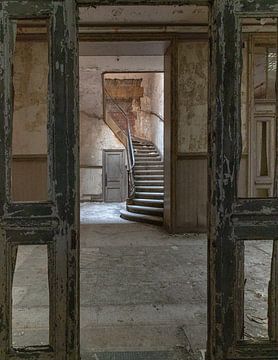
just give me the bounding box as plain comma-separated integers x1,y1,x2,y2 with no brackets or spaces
12,41,48,155
175,41,248,232
79,55,164,200
105,72,164,156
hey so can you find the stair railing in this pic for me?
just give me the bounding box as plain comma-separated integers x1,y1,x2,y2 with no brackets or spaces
104,88,136,200
137,109,164,123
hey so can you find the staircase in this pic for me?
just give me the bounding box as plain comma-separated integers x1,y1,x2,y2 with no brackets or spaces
120,139,164,225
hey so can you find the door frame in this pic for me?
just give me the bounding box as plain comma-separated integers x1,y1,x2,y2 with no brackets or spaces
102,149,126,202
79,32,207,233
0,1,79,359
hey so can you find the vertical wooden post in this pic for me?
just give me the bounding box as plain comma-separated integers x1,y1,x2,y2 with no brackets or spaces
208,0,242,358
268,19,278,342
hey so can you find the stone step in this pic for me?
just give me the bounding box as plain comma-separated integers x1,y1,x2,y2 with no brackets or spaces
134,169,164,175
132,198,164,208
136,186,164,192
135,192,164,199
127,204,163,216
120,210,163,225
135,165,164,171
135,158,161,163
134,149,158,153
133,145,155,149
135,153,160,158
135,175,164,180
135,180,164,186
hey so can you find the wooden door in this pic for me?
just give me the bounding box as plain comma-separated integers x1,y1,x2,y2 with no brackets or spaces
164,41,176,232
249,35,277,198
103,150,126,202
0,1,79,359
208,1,278,359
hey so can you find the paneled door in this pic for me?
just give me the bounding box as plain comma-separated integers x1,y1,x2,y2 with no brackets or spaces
0,1,79,360
103,150,126,202
208,1,278,359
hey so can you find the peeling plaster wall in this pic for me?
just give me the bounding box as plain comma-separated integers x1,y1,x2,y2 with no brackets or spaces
175,41,248,232
105,72,164,156
11,40,48,201
178,42,208,154
177,41,248,156
80,55,163,200
12,41,48,155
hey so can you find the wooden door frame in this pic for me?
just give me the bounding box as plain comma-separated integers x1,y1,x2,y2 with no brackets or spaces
102,149,126,202
0,1,79,359
208,1,278,359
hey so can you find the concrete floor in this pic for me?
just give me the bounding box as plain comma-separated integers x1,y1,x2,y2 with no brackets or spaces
12,203,272,358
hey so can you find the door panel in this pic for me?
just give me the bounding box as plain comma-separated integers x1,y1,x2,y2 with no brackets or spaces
0,1,79,359
208,1,278,359
103,150,125,202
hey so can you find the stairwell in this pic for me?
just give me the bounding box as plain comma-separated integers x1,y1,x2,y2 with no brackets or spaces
120,139,164,225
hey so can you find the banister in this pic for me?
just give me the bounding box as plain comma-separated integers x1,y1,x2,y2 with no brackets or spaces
138,109,164,123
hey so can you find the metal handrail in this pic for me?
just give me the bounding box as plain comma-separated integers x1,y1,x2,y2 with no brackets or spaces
138,109,164,123
104,88,136,200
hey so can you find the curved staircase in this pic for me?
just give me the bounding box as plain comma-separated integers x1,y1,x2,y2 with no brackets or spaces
120,139,164,225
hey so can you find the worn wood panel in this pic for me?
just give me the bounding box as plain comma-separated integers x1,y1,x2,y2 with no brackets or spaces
0,1,79,359
238,1,278,15
77,0,209,5
174,153,248,233
11,156,48,202
208,0,242,359
176,155,207,232
164,40,177,232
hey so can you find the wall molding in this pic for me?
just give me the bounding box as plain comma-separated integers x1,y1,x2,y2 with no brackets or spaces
12,154,47,161
177,152,248,160
80,165,103,169
177,152,207,159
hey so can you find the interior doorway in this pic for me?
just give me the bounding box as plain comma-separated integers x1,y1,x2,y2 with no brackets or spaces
78,34,208,359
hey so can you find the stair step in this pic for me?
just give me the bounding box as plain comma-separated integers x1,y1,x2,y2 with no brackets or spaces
127,205,163,216
135,166,164,171
132,198,164,208
135,154,160,158
136,158,161,163
134,149,159,156
120,210,163,225
135,180,164,186
134,145,155,149
136,186,164,193
135,174,164,179
135,192,164,199
134,170,164,175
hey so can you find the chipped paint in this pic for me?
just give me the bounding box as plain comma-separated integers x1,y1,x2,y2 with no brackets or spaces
0,1,79,359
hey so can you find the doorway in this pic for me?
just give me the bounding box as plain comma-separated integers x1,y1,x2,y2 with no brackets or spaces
2,2,278,360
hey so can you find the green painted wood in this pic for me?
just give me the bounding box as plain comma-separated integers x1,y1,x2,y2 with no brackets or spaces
208,0,278,359
238,0,278,15
77,0,208,6
0,1,79,359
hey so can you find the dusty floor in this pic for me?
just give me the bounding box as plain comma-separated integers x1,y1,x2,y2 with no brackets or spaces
12,203,272,358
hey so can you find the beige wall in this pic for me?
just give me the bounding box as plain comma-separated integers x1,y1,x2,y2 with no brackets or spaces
13,41,48,155
174,41,248,232
80,56,164,201
12,40,48,201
